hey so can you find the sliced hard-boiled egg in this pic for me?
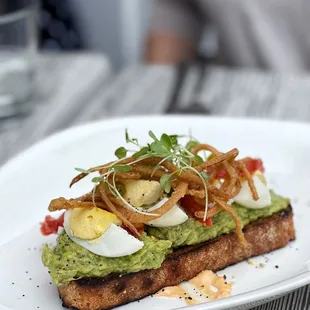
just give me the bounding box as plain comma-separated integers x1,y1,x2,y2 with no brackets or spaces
253,170,267,185
234,175,271,209
123,180,163,208
70,207,121,240
64,209,144,257
146,198,188,227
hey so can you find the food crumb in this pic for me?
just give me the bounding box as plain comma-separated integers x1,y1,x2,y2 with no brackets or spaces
247,259,256,266
275,265,279,269
259,263,265,268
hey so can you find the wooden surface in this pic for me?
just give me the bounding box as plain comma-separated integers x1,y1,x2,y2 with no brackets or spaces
0,54,309,310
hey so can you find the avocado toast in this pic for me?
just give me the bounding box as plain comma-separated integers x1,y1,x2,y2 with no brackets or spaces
42,132,295,309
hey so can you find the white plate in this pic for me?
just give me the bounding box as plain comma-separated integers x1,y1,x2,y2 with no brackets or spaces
0,116,310,310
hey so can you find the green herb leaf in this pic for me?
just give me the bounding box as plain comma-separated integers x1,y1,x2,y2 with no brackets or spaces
125,129,138,145
200,171,209,180
160,174,171,193
125,129,130,143
185,140,198,152
150,141,170,155
194,154,203,165
113,164,133,172
92,176,103,183
169,135,179,146
180,156,190,166
160,134,172,150
149,130,158,141
75,168,91,174
132,146,149,158
115,147,127,159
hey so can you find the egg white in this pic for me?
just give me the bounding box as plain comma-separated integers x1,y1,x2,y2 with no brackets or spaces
146,198,189,227
64,209,144,257
234,176,271,209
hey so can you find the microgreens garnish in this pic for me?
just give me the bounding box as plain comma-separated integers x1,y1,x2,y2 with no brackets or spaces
125,129,139,146
92,176,104,183
113,164,133,172
160,174,172,194
115,147,127,159
75,168,91,174
200,171,209,180
74,130,210,218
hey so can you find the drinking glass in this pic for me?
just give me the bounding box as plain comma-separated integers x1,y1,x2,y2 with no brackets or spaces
0,0,37,118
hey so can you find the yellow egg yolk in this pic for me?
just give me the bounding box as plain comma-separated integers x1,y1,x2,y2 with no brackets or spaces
70,207,121,240
253,170,267,185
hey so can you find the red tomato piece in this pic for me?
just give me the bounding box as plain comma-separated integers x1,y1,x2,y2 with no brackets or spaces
207,158,264,179
180,195,213,227
40,212,65,236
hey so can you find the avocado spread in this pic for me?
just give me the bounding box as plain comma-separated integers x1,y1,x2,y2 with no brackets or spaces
42,234,172,285
42,191,289,285
147,191,289,247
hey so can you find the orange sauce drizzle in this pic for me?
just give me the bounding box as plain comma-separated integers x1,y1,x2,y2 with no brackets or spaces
156,270,232,305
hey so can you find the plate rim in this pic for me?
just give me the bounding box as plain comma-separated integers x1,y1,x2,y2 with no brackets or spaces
1,115,310,310
2,114,310,176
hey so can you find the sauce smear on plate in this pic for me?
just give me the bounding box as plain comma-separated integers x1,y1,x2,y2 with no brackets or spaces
156,270,232,305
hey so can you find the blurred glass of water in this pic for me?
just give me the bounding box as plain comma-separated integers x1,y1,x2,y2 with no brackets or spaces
0,0,37,118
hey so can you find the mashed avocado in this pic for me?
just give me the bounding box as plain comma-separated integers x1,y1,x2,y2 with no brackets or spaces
42,191,289,285
147,191,290,247
42,233,172,285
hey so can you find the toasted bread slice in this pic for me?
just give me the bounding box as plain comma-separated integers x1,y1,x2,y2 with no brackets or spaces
59,206,295,310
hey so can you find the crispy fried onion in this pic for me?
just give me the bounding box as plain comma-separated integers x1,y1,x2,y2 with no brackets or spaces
211,195,247,247
48,143,260,246
48,198,107,212
98,182,142,239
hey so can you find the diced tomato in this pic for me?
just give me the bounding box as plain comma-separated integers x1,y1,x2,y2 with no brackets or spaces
180,195,213,227
243,158,265,174
207,158,265,179
40,213,65,236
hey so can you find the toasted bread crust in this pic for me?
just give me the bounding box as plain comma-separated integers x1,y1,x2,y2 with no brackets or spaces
59,207,295,310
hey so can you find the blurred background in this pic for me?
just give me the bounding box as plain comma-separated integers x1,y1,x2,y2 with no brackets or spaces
38,0,310,71
0,0,310,163
38,0,153,70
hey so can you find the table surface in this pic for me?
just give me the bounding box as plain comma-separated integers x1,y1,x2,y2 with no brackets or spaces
1,54,310,310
